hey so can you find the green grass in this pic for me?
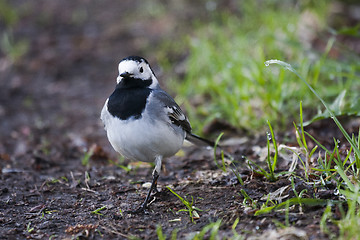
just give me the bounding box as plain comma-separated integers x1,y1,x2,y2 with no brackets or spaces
91,205,108,216
265,60,360,239
267,59,360,169
246,120,283,181
213,132,227,172
162,2,360,236
161,1,360,233
198,63,360,238
166,186,202,223
168,1,360,133
26,222,34,233
156,218,246,240
81,149,93,166
0,0,28,62
240,189,257,209
189,58,360,238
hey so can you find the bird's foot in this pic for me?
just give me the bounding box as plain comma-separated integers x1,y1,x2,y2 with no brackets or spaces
125,193,158,214
126,171,160,214
152,187,159,194
125,203,149,214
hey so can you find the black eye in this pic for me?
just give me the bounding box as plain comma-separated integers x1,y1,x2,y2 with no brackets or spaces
139,67,143,73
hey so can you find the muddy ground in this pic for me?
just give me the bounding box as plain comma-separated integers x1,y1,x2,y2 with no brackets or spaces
0,1,358,239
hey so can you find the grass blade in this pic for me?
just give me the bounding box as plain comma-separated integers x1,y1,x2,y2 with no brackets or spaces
265,59,360,160
255,198,332,216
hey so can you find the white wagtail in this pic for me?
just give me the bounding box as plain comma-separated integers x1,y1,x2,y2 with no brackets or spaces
101,56,213,213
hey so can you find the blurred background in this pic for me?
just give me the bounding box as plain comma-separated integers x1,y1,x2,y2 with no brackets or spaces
0,0,359,158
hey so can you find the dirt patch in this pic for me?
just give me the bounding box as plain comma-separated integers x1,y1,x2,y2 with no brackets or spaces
1,131,348,239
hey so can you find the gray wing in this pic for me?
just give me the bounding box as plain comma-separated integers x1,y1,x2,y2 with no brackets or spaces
151,89,192,133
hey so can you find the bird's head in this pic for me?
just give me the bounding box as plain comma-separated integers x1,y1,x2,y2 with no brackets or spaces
116,56,159,89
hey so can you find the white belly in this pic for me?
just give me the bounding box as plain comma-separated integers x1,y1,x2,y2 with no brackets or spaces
102,105,185,162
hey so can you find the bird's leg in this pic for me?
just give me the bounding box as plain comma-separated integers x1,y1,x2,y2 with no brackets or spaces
142,170,159,208
149,155,162,195
128,156,162,214
127,170,159,214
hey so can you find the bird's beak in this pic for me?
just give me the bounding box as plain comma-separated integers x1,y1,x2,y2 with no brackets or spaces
120,72,133,78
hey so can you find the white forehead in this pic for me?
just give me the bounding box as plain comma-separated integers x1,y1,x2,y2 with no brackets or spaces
116,58,159,88
118,60,142,73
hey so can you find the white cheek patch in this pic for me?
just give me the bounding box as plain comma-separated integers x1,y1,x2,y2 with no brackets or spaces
141,69,152,80
116,76,121,84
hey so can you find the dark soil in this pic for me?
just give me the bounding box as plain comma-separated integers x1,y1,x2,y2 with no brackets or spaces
0,1,358,239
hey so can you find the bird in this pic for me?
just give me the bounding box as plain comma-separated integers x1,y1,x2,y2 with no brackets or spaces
101,56,213,213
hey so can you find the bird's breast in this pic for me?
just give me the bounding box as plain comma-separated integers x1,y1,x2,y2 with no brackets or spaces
107,87,152,120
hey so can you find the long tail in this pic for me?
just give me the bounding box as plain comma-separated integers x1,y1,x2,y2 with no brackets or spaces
186,133,235,161
185,132,215,147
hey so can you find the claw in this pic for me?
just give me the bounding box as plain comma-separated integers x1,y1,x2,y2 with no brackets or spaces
125,204,149,214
